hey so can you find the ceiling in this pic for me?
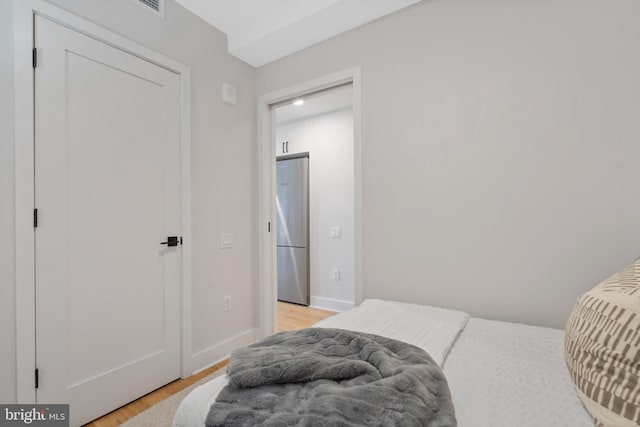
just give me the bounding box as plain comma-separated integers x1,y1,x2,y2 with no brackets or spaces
275,85,353,124
173,0,423,67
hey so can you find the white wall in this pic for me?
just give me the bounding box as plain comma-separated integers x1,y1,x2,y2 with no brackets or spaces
277,108,355,312
0,0,16,404
3,0,257,400
308,109,355,311
258,0,640,328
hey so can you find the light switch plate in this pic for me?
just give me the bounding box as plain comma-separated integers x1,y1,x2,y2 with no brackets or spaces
221,233,234,249
330,226,342,239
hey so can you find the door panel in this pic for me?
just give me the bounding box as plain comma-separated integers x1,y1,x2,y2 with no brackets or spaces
275,125,288,156
287,121,311,154
35,16,181,426
277,246,309,305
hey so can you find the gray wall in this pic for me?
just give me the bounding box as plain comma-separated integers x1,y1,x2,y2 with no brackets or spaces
257,0,640,328
0,0,16,405
2,0,256,401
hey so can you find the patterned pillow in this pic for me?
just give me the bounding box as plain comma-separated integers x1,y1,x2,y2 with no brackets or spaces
565,259,640,427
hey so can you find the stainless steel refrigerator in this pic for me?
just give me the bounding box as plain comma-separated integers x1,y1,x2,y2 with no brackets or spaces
276,156,310,305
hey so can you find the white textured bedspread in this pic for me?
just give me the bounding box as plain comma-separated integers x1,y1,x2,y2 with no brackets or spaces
173,299,469,427
443,318,594,427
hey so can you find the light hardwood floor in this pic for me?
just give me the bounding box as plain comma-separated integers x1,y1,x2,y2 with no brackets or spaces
276,301,337,332
85,302,335,426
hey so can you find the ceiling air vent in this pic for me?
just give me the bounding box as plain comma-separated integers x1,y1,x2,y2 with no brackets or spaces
136,0,164,17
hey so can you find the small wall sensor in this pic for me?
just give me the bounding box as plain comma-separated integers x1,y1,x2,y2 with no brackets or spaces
222,83,237,106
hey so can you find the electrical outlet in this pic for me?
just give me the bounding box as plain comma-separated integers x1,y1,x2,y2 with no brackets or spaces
330,226,342,239
223,295,232,312
332,269,341,281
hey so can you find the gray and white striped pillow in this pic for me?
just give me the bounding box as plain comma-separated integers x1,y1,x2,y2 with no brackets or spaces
565,259,640,427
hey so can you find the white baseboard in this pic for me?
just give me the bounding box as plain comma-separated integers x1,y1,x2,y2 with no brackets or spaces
187,328,258,376
310,296,354,312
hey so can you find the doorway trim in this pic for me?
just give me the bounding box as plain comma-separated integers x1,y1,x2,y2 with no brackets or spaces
14,1,193,403
256,67,363,339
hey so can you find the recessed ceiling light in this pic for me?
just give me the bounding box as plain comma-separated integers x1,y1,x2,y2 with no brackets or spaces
293,99,304,106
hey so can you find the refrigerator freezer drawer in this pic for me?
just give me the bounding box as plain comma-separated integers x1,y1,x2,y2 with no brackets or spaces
277,246,309,305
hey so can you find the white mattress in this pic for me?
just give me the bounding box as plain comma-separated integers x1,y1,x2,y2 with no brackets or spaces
444,318,594,427
174,375,229,427
174,300,595,427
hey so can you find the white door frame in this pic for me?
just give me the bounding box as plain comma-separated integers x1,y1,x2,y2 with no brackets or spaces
256,68,363,339
14,1,193,403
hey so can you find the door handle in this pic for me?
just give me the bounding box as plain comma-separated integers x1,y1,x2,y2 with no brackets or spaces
282,142,285,153
286,141,289,153
161,236,179,247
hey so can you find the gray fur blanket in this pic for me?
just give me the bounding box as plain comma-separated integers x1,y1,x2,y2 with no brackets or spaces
206,328,456,426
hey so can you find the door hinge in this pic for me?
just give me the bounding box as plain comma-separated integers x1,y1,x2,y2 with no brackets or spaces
35,369,39,389
33,208,38,228
32,48,37,68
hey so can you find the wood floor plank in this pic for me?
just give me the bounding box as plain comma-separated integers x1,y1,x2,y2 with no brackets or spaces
84,303,335,426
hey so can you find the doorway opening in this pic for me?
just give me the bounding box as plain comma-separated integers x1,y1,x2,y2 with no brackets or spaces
257,68,362,338
272,85,355,313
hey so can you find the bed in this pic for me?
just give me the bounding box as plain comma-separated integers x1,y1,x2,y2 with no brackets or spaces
174,299,595,427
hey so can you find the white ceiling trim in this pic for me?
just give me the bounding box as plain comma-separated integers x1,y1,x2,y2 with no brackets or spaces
174,0,423,67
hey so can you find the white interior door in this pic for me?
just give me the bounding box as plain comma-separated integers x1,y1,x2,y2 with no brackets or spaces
34,16,181,426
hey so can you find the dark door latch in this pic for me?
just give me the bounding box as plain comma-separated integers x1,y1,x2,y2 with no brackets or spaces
161,236,179,247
